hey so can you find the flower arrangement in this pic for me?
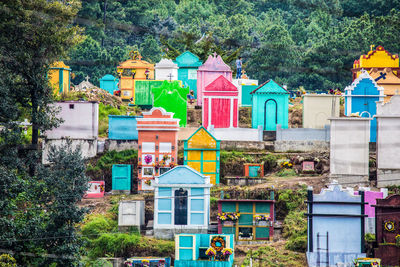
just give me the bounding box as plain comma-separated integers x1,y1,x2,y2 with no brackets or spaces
169,163,175,168
138,162,142,169
205,247,216,256
144,180,152,186
99,185,105,192
384,221,395,232
210,236,225,252
396,234,400,248
141,259,150,266
254,214,270,221
222,248,233,256
162,154,170,162
144,155,153,164
280,161,293,169
154,162,160,170
217,212,240,221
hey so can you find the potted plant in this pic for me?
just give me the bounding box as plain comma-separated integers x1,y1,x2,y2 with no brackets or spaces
253,214,270,226
222,248,233,261
218,212,240,226
205,247,216,260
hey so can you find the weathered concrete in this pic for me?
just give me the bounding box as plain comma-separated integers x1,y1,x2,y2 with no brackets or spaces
222,177,266,186
154,228,209,240
220,141,266,151
208,125,263,141
329,117,371,183
276,124,330,141
105,139,138,152
329,174,369,187
377,169,400,187
274,140,329,152
303,94,340,129
42,138,97,164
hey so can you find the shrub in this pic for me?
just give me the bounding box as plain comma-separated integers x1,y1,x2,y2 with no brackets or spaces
81,214,117,240
275,187,307,219
283,210,307,252
0,254,16,267
88,233,141,259
276,168,296,177
242,246,305,267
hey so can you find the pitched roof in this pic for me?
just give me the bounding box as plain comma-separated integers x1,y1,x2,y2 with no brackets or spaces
157,165,208,185
174,51,202,67
204,75,237,92
198,53,232,72
344,70,384,93
251,79,289,94
185,126,220,142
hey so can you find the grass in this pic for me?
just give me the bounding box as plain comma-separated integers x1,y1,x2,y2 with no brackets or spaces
275,168,297,177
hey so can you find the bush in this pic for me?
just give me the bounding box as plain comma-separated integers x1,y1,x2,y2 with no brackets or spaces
0,254,16,267
81,214,117,240
88,233,141,258
262,154,278,172
242,246,305,267
275,187,307,219
276,168,296,177
283,210,307,252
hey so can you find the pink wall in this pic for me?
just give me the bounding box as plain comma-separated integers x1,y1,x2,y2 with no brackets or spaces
355,190,384,217
196,53,232,106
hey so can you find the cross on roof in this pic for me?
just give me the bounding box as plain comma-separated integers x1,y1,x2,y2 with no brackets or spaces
370,44,375,51
213,52,217,57
85,75,90,82
167,73,174,82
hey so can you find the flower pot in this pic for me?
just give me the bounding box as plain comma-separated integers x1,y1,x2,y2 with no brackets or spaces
223,221,234,226
255,220,269,226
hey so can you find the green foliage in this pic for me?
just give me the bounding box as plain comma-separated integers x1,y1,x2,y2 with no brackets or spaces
365,233,376,242
0,254,16,267
283,210,307,252
276,168,297,177
261,154,278,172
210,197,218,207
276,187,307,219
81,214,117,240
87,233,141,258
98,103,128,137
242,246,305,267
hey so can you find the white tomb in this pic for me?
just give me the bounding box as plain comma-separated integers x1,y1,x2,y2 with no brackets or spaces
155,58,179,81
118,200,145,229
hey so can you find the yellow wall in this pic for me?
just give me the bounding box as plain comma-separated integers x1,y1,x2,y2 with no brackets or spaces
48,61,70,94
354,46,399,78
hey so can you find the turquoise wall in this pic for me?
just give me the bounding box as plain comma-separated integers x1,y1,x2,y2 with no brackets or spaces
251,94,289,130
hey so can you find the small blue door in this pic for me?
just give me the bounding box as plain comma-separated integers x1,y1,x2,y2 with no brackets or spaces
249,166,260,177
112,164,131,191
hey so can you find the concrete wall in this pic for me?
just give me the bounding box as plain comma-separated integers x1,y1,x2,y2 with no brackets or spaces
303,94,340,129
45,101,98,139
232,79,258,107
329,117,371,185
274,140,329,152
118,200,145,227
375,96,400,186
276,124,330,141
104,139,138,152
42,138,97,164
208,125,263,141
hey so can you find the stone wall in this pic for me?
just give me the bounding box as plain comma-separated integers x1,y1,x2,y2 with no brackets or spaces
274,140,329,152
276,124,330,141
42,138,97,164
105,139,138,152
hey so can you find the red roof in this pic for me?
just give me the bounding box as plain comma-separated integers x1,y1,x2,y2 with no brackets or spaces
204,75,237,92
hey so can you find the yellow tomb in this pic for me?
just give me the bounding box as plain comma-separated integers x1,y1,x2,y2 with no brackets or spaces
184,126,220,185
369,68,400,102
48,61,71,94
116,51,154,101
352,45,399,80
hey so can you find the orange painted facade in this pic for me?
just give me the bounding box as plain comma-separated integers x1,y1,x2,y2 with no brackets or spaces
369,68,400,102
117,51,155,101
352,45,399,80
136,107,179,191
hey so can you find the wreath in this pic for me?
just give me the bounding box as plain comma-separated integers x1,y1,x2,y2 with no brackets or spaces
384,221,395,232
210,236,225,252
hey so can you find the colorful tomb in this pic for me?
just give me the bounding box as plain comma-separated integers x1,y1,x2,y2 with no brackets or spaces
232,79,259,107
251,80,289,131
218,198,274,242
352,45,399,80
99,74,119,94
202,75,238,129
152,81,188,127
84,181,105,198
369,68,400,103
175,234,234,267
344,70,385,142
112,164,132,193
373,195,400,266
48,61,71,94
155,58,179,81
116,51,154,101
174,51,202,98
134,80,164,106
183,126,220,185
136,108,179,191
125,257,171,267
108,115,142,140
197,53,232,106
306,182,366,266
153,166,211,240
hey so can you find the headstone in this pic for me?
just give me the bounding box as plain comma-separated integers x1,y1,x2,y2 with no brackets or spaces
302,161,315,172
184,126,221,184
329,117,371,186
218,199,274,242
174,234,234,267
232,79,258,107
116,50,154,101
151,81,189,127
244,163,264,178
48,61,71,94
75,75,94,91
303,94,340,129
84,181,105,198
100,74,119,94
373,195,400,266
174,51,202,98
251,80,289,131
112,164,132,193
108,115,142,140
306,182,366,267
153,166,211,239
375,95,400,187
155,58,179,81
197,52,232,106
202,75,239,129
118,200,145,229
344,70,385,142
136,108,179,191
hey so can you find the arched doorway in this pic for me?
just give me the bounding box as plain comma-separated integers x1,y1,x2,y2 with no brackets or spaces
264,99,278,130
